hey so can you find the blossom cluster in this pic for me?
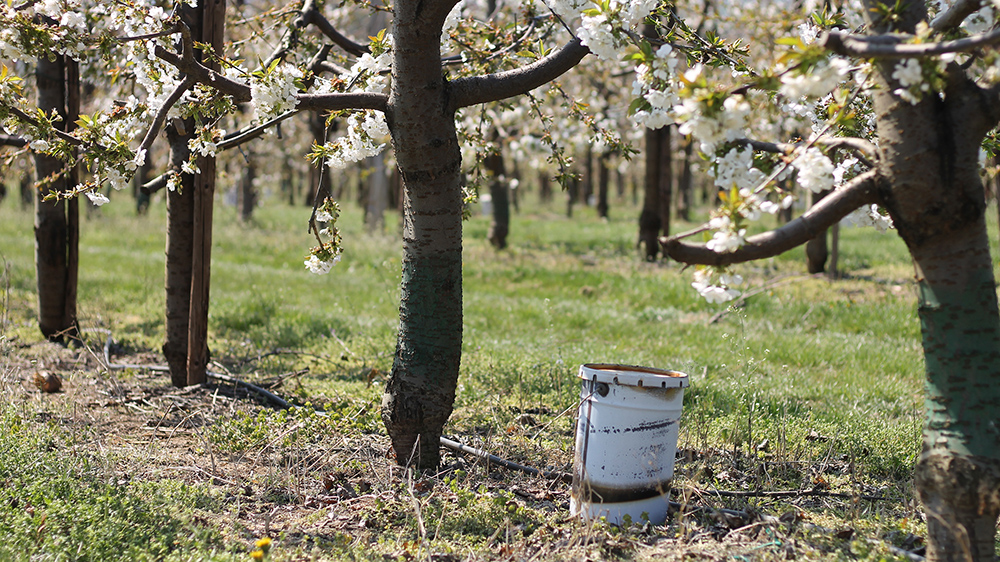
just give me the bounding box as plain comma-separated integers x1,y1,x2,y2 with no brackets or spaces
305,199,344,275
250,63,303,121
691,266,743,304
317,111,390,170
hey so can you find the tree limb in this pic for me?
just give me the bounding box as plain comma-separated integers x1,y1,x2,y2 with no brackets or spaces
296,91,388,112
154,45,252,103
660,170,881,266
449,38,590,109
301,7,369,57
0,134,26,147
823,27,1000,59
216,109,300,151
8,106,83,146
136,76,194,158
733,136,878,168
930,0,986,33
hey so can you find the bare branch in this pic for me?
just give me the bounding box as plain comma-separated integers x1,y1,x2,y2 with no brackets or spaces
301,5,369,57
154,44,252,102
216,109,300,151
450,38,590,109
660,170,882,266
313,60,350,76
0,134,26,147
136,76,194,158
823,27,1000,59
931,0,986,33
141,170,173,194
296,91,388,112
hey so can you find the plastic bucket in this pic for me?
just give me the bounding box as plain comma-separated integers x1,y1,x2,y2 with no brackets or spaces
570,363,688,526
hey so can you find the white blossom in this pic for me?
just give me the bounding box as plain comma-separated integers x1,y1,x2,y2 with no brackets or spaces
85,190,110,206
305,254,340,275
29,139,50,152
250,64,302,120
792,147,835,193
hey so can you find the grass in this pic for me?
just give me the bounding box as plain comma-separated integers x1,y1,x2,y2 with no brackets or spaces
0,181,979,560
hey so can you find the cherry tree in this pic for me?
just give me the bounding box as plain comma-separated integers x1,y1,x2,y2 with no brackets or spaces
652,1,1000,559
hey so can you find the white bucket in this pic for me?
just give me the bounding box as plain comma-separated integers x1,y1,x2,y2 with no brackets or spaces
570,363,688,526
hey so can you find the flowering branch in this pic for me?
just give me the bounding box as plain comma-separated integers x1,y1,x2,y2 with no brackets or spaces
661,170,882,266
136,76,194,159
450,38,590,109
823,28,1000,59
116,25,182,44
8,107,83,146
733,136,878,168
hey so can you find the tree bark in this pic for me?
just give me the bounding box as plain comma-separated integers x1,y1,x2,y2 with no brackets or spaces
33,55,79,344
184,0,224,386
163,126,195,387
864,3,1000,558
380,0,465,468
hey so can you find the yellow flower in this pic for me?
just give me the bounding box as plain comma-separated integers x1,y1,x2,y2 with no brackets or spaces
250,550,264,561
255,537,272,552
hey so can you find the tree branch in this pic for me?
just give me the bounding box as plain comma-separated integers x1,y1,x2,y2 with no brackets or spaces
660,170,881,266
733,136,878,168
216,109,299,151
301,5,369,57
8,107,83,146
0,134,26,147
154,44,252,103
823,27,1000,59
930,0,986,33
136,76,194,158
450,38,590,109
296,91,388,112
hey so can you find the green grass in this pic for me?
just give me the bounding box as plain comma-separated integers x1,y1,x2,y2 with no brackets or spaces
0,182,981,560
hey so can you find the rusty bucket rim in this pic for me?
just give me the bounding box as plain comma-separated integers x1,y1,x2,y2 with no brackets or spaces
578,363,689,389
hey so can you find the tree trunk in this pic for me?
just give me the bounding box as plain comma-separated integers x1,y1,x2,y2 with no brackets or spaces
657,126,672,237
486,147,509,249
33,55,79,344
805,189,830,274
184,0,223,386
380,3,465,469
596,152,609,220
865,2,1000,557
639,125,665,261
366,154,389,232
163,126,195,387
134,160,152,215
677,135,693,222
539,171,552,202
566,174,578,218
239,150,256,222
162,0,223,387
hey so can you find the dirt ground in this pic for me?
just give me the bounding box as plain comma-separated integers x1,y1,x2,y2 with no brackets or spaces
0,339,925,561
